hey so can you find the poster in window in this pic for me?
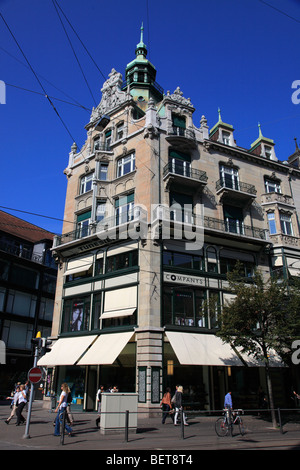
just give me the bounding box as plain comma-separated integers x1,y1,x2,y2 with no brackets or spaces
71,302,83,331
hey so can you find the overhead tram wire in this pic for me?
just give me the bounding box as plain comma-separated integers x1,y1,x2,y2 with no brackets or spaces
6,83,92,111
0,12,76,143
54,0,106,81
0,45,91,112
52,0,97,106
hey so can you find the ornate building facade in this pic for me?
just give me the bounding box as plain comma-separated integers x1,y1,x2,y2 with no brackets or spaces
39,28,300,412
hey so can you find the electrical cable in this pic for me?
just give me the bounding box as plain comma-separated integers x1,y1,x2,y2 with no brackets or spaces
6,83,92,111
0,12,76,143
0,206,74,225
52,0,97,106
258,0,300,24
54,0,106,80
0,45,91,111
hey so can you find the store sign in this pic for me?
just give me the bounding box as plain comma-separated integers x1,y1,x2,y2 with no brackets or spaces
164,272,204,286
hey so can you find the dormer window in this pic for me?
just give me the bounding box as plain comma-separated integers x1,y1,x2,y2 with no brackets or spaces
222,131,230,145
264,145,272,159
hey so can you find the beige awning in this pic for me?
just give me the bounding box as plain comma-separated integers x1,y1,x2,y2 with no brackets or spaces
101,308,136,319
77,331,134,365
63,255,93,277
103,285,137,316
37,335,98,367
165,331,244,366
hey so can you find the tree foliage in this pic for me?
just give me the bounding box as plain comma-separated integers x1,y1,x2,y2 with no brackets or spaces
217,264,300,368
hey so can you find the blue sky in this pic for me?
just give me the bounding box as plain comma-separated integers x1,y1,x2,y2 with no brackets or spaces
0,0,300,235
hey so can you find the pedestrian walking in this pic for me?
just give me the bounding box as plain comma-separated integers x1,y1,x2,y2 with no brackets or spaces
173,385,188,426
160,387,174,424
54,383,73,437
5,386,20,424
15,385,27,426
96,385,104,428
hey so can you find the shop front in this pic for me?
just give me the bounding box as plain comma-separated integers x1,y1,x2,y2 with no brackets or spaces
38,331,136,411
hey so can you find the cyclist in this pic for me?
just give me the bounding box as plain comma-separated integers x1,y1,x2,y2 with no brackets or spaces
224,391,232,409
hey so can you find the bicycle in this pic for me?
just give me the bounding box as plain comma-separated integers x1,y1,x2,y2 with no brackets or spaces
215,409,245,437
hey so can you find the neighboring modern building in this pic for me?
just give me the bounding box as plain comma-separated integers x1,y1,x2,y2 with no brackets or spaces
39,27,300,413
0,210,57,396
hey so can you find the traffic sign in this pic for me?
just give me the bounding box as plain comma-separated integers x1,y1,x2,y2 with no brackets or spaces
28,366,43,384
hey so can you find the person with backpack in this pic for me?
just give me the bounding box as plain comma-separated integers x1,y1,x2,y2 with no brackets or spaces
54,383,73,437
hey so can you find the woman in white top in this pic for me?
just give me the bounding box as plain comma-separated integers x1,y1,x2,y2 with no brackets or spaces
54,383,73,436
16,385,27,426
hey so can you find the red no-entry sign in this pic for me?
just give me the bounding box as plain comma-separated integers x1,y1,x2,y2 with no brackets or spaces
28,367,43,384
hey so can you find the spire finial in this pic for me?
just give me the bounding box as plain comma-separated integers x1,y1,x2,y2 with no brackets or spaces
218,107,222,122
135,22,147,58
294,137,299,151
258,122,263,138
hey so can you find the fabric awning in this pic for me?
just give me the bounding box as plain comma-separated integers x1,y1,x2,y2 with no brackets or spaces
77,331,133,365
165,331,244,366
63,254,93,277
37,335,97,367
103,286,137,317
101,308,136,319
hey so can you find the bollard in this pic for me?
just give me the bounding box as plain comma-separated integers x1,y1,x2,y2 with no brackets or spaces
277,408,283,434
180,408,184,439
125,410,129,442
60,409,66,445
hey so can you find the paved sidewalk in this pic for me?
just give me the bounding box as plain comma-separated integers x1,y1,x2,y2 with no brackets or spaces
1,401,300,452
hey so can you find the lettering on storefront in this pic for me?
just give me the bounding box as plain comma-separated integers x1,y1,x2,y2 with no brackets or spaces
164,272,204,286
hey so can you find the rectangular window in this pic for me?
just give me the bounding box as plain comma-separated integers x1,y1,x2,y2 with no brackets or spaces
61,296,91,333
106,249,138,273
6,290,37,317
117,153,135,177
170,192,193,223
96,201,106,222
267,212,277,235
264,178,281,193
80,173,93,194
116,122,124,140
163,287,207,328
105,130,111,150
220,166,239,190
222,131,230,145
223,205,244,234
280,213,293,235
76,210,91,238
172,114,186,135
265,146,272,159
115,193,134,225
99,163,108,181
92,293,101,330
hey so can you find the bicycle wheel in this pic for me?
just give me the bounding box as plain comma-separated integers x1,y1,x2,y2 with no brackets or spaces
215,417,229,437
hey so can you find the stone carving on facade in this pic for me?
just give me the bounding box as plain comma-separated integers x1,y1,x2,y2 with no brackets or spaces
89,68,130,124
164,87,194,108
144,123,158,139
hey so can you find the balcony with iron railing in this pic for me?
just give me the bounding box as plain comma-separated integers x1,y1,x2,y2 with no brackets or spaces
151,206,268,242
163,160,208,189
53,207,148,249
166,126,196,147
216,177,257,205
